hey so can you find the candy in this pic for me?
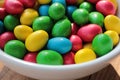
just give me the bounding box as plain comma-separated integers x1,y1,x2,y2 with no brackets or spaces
48,3,65,20
25,30,48,52
0,32,16,49
104,15,120,34
87,0,100,4
20,8,39,26
0,21,4,34
19,0,36,8
72,9,89,25
14,25,33,41
32,16,53,33
96,0,116,16
36,50,63,65
89,12,104,27
66,0,77,5
37,0,51,4
24,52,38,63
52,18,71,37
52,0,66,7
75,48,96,64
104,30,119,46
4,15,19,31
108,0,118,8
70,35,83,52
4,0,24,14
38,5,49,16
4,40,26,59
47,37,72,54
71,23,79,35
0,8,7,20
0,0,4,7
79,1,93,12
92,34,113,56
77,24,102,42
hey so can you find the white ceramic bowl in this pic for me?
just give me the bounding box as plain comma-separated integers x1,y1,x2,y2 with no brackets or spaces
0,1,120,80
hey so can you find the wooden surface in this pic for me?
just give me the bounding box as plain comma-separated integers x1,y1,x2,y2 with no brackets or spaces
0,55,120,80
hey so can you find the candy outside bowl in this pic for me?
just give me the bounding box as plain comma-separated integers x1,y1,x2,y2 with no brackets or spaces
0,0,120,80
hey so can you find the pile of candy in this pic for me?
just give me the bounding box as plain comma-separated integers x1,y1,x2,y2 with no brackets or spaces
0,0,120,65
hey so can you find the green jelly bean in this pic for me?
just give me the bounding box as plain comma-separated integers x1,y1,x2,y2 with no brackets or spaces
4,40,26,59
48,3,65,20
79,2,93,12
36,50,63,65
72,9,89,25
4,15,19,31
89,12,104,27
32,16,53,33
92,34,113,56
52,18,71,37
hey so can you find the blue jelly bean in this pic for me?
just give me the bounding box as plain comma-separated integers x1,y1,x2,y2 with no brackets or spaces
39,5,50,16
52,0,66,7
0,21,4,34
47,37,72,54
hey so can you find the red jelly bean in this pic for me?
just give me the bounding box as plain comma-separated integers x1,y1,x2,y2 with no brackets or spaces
24,52,38,63
0,32,16,49
0,8,7,20
70,35,83,52
87,0,100,4
66,0,77,5
96,0,116,16
4,0,24,14
63,51,75,65
77,24,102,42
71,23,79,35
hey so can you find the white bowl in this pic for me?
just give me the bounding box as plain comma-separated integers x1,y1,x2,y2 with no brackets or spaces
0,1,120,80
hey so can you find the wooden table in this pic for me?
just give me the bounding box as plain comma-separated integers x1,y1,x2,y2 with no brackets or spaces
0,55,120,80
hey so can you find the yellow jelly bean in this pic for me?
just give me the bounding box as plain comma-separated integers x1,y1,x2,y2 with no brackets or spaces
104,30,119,46
75,48,96,64
20,8,39,26
108,0,118,9
83,43,92,49
14,25,33,41
104,15,120,34
37,0,51,4
0,0,4,8
77,0,84,5
25,30,49,52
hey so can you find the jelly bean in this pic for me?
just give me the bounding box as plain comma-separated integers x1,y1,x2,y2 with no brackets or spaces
77,24,102,42
38,5,49,16
72,9,89,25
32,16,53,33
63,51,75,65
14,25,33,41
77,0,84,5
0,8,7,20
52,18,71,37
83,43,92,49
79,2,93,12
70,35,83,52
104,15,120,34
0,32,16,49
36,50,63,65
4,40,26,59
20,8,39,26
75,48,96,64
66,0,77,5
48,3,65,20
37,0,51,4
104,30,119,46
71,23,79,35
19,0,36,8
0,0,4,7
25,30,49,52
4,0,24,14
87,0,100,4
4,15,19,31
52,0,66,7
107,0,118,9
67,6,77,20
92,34,113,56
0,21,4,34
89,12,104,27
24,52,38,63
47,37,72,54
96,0,116,16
